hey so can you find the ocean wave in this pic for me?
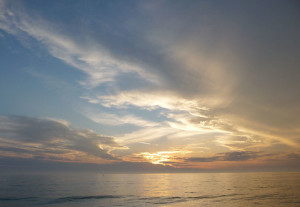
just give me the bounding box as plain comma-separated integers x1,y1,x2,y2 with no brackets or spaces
0,197,38,201
47,195,123,204
135,193,242,205
188,193,241,199
45,193,241,205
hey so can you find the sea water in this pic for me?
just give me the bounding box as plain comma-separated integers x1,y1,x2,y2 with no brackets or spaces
0,172,299,207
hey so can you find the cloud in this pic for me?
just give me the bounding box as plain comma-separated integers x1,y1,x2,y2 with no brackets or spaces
286,153,300,160
0,0,299,165
83,111,157,127
186,151,262,162
0,116,123,162
185,157,220,163
221,151,261,161
89,90,209,113
215,135,267,151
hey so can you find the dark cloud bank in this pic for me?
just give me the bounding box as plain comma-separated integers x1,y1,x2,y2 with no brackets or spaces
0,116,119,161
186,151,262,162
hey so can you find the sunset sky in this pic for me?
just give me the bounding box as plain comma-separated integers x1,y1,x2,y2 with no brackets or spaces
0,0,299,172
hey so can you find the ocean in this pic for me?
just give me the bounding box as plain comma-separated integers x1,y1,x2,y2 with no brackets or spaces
0,172,299,207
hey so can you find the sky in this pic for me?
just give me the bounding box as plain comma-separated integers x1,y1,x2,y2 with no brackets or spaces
0,0,300,172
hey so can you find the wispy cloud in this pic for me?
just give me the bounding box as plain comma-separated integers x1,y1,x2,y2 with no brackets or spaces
0,1,157,89
83,111,157,127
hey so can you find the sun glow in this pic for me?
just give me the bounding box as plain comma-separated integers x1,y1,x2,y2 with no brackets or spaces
139,151,190,165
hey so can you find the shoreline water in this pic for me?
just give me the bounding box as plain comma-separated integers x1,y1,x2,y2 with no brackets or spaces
1,172,299,207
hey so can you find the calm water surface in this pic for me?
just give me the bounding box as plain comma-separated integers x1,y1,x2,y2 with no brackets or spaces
0,172,299,207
